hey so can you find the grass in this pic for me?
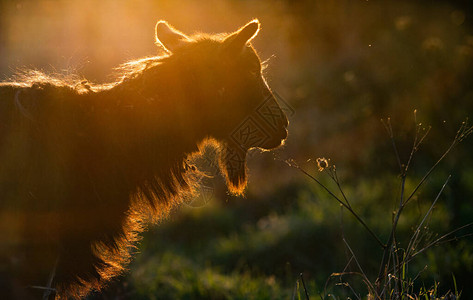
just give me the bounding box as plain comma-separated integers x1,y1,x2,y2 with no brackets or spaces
89,116,473,300
288,116,473,299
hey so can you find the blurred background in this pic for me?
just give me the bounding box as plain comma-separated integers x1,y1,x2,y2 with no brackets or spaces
1,0,473,298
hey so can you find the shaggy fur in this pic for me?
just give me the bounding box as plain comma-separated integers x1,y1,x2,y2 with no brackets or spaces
0,20,288,299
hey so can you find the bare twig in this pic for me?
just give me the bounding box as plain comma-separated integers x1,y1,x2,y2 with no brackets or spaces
409,222,473,260
405,176,451,260
324,272,372,300
376,119,473,294
286,159,385,249
405,121,472,207
300,273,310,300
381,118,402,173
342,238,377,298
327,167,351,209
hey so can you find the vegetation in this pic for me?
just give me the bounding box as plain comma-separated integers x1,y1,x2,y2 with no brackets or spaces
89,116,472,299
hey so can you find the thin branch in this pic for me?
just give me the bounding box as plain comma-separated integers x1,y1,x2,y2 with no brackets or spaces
329,167,351,209
381,118,402,173
286,160,385,249
405,110,431,174
405,176,451,260
324,272,367,300
342,238,377,299
409,222,473,260
300,273,310,300
376,119,473,294
376,175,406,292
404,121,472,207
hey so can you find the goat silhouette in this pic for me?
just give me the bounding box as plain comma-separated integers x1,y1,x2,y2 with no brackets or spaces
0,20,288,299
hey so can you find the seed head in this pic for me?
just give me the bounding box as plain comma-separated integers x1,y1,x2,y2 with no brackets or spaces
316,157,329,171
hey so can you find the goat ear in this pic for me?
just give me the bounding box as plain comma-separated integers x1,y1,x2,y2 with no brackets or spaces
155,21,191,53
223,19,260,52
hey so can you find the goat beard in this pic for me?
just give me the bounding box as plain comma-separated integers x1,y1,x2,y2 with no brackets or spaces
218,143,248,195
